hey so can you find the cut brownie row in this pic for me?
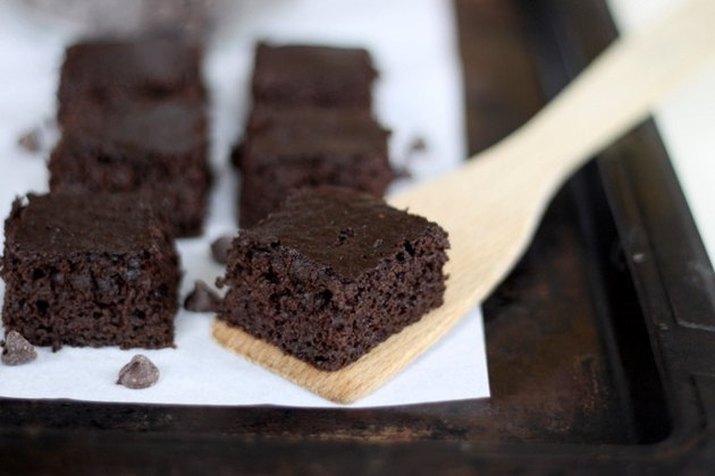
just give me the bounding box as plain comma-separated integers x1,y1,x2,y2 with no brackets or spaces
235,43,394,227
52,35,210,237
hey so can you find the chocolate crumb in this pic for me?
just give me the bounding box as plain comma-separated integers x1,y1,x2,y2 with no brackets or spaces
408,136,427,153
210,235,234,264
2,331,37,366
117,354,159,389
184,280,221,312
17,128,42,153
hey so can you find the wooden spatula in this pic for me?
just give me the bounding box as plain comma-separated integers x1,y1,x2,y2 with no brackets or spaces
214,0,715,403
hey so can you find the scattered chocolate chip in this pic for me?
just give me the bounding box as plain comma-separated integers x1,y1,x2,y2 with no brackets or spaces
117,354,159,389
210,235,234,264
184,280,221,312
17,128,42,153
2,331,37,366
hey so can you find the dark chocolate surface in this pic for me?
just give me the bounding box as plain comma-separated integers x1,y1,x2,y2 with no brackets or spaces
5,194,160,256
241,106,389,165
251,43,376,109
59,35,203,101
247,187,434,280
61,100,206,155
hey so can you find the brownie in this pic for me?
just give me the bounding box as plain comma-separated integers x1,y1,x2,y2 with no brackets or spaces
251,43,377,109
0,193,180,349
49,100,211,237
236,105,393,227
58,34,204,125
216,186,449,371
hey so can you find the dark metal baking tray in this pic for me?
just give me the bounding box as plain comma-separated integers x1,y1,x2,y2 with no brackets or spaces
2,0,715,472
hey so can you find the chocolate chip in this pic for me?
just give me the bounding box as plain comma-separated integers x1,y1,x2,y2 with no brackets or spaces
210,235,233,264
184,280,221,312
2,331,37,366
117,354,159,389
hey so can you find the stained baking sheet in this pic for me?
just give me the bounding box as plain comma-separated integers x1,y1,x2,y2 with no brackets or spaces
0,0,490,407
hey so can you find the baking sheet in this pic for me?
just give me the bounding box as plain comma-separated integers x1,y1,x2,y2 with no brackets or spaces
0,0,490,407
607,0,715,265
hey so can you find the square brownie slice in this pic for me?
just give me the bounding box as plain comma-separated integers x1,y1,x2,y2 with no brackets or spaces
58,34,204,125
235,105,393,227
216,186,449,371
49,100,211,237
251,43,377,109
1,193,180,349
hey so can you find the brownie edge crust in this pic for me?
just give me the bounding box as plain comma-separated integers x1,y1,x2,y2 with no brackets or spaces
216,186,449,371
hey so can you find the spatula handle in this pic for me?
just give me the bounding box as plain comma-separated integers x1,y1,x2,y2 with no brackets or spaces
476,0,715,184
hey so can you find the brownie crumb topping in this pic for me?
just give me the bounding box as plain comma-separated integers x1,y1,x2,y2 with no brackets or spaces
1,331,37,366
184,280,221,312
210,235,234,264
117,354,160,389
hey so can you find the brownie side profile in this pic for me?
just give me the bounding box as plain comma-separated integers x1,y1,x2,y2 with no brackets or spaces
251,43,377,109
49,100,211,237
216,186,449,371
236,106,393,227
0,193,180,349
57,34,204,125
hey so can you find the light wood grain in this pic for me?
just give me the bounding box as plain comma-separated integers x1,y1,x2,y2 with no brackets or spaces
213,0,715,404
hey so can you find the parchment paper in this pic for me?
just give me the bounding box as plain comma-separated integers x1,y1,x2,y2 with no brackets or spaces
0,0,490,407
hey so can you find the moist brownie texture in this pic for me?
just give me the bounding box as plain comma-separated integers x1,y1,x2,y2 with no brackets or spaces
216,186,449,371
236,106,393,227
1,193,180,349
49,100,211,236
252,43,377,109
58,34,204,125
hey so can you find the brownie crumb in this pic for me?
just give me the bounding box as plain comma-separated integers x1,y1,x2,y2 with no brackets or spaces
210,235,233,264
17,128,42,153
184,280,221,312
117,354,159,389
2,331,37,366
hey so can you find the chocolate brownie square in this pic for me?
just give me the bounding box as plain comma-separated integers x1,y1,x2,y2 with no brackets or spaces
0,193,180,349
49,100,211,237
58,34,204,125
251,43,377,109
216,186,449,370
236,105,393,227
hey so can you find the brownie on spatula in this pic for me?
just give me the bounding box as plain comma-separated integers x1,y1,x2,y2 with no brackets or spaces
216,186,449,371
